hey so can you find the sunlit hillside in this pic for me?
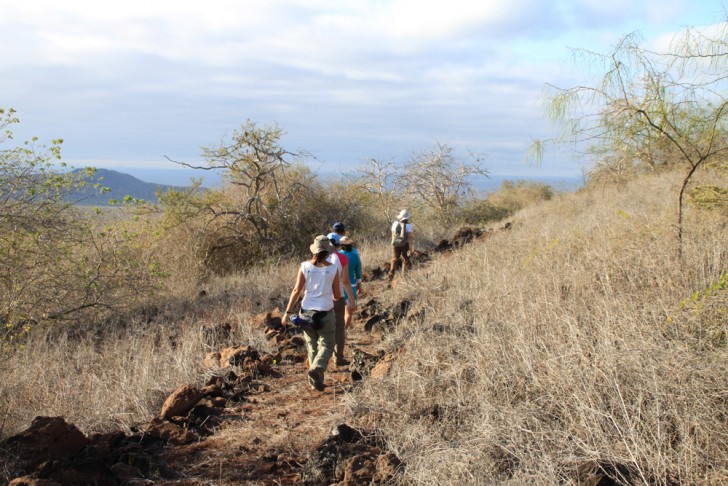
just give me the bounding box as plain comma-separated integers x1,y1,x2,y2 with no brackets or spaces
348,169,728,484
2,167,726,484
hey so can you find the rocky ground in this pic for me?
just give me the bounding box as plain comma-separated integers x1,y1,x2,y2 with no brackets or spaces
1,228,496,486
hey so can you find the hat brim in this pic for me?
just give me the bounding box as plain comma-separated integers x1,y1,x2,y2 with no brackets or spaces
310,244,330,254
310,237,335,254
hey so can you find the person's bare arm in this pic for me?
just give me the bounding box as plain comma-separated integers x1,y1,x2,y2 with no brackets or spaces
282,269,305,325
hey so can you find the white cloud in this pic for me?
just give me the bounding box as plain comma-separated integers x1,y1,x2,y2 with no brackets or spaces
0,0,722,179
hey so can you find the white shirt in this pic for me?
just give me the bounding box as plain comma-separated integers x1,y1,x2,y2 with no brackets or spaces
391,220,412,235
300,261,337,311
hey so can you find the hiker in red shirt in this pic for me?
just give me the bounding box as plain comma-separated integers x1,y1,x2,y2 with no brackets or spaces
327,232,356,366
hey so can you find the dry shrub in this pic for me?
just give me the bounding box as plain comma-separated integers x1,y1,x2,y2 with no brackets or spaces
459,179,555,227
458,198,512,226
487,179,554,211
347,169,728,484
148,168,393,288
317,178,391,239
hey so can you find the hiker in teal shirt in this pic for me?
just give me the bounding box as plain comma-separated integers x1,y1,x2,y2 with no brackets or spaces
338,236,362,329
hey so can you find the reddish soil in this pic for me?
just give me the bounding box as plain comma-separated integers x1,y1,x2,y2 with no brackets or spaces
155,311,390,485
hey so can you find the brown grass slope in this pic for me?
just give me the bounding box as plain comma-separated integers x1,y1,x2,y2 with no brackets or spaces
1,169,726,484
348,170,728,484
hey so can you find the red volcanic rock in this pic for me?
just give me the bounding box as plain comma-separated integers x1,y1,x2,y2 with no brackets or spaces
142,417,199,445
202,351,222,368
374,452,402,482
160,384,205,419
219,345,259,368
252,309,283,331
1,416,88,470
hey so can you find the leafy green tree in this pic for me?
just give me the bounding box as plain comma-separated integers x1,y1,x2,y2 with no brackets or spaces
0,109,163,350
533,24,728,254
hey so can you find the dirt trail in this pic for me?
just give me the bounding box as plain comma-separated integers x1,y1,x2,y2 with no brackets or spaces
1,266,404,486
157,285,390,485
2,227,498,485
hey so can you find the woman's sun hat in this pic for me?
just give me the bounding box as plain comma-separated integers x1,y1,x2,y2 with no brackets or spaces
310,235,335,254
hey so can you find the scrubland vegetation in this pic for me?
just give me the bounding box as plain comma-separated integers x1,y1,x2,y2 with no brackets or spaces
348,169,727,484
2,21,728,485
2,162,725,483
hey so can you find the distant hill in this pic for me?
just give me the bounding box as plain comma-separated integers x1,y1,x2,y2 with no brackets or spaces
70,168,187,206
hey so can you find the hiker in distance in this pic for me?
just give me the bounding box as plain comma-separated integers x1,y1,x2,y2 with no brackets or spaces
332,221,358,248
332,221,347,240
388,209,413,281
281,235,346,391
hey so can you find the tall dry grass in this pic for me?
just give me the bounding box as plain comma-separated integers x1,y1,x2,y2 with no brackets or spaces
0,261,295,439
345,170,728,484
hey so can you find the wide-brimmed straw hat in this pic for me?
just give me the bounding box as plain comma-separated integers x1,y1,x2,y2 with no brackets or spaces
340,236,355,246
397,209,411,221
310,235,335,254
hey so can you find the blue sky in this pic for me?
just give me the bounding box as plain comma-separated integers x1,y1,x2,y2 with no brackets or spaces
1,0,726,184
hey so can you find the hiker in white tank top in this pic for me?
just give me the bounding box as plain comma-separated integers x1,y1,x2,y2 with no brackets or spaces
282,235,342,392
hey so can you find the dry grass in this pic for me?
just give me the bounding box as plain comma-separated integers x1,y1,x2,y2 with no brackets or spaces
0,261,293,438
1,168,725,485
346,170,728,484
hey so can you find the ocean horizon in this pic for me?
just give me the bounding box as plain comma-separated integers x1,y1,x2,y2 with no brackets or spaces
90,167,584,193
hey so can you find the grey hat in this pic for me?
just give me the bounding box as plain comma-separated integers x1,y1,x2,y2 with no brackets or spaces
397,209,411,221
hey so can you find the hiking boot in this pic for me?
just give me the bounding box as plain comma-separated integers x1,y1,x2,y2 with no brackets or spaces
336,358,350,366
308,368,325,391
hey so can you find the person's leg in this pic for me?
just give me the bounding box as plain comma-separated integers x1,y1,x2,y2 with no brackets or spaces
333,297,347,364
401,243,411,275
310,311,336,390
303,329,318,386
344,285,356,328
388,245,400,280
